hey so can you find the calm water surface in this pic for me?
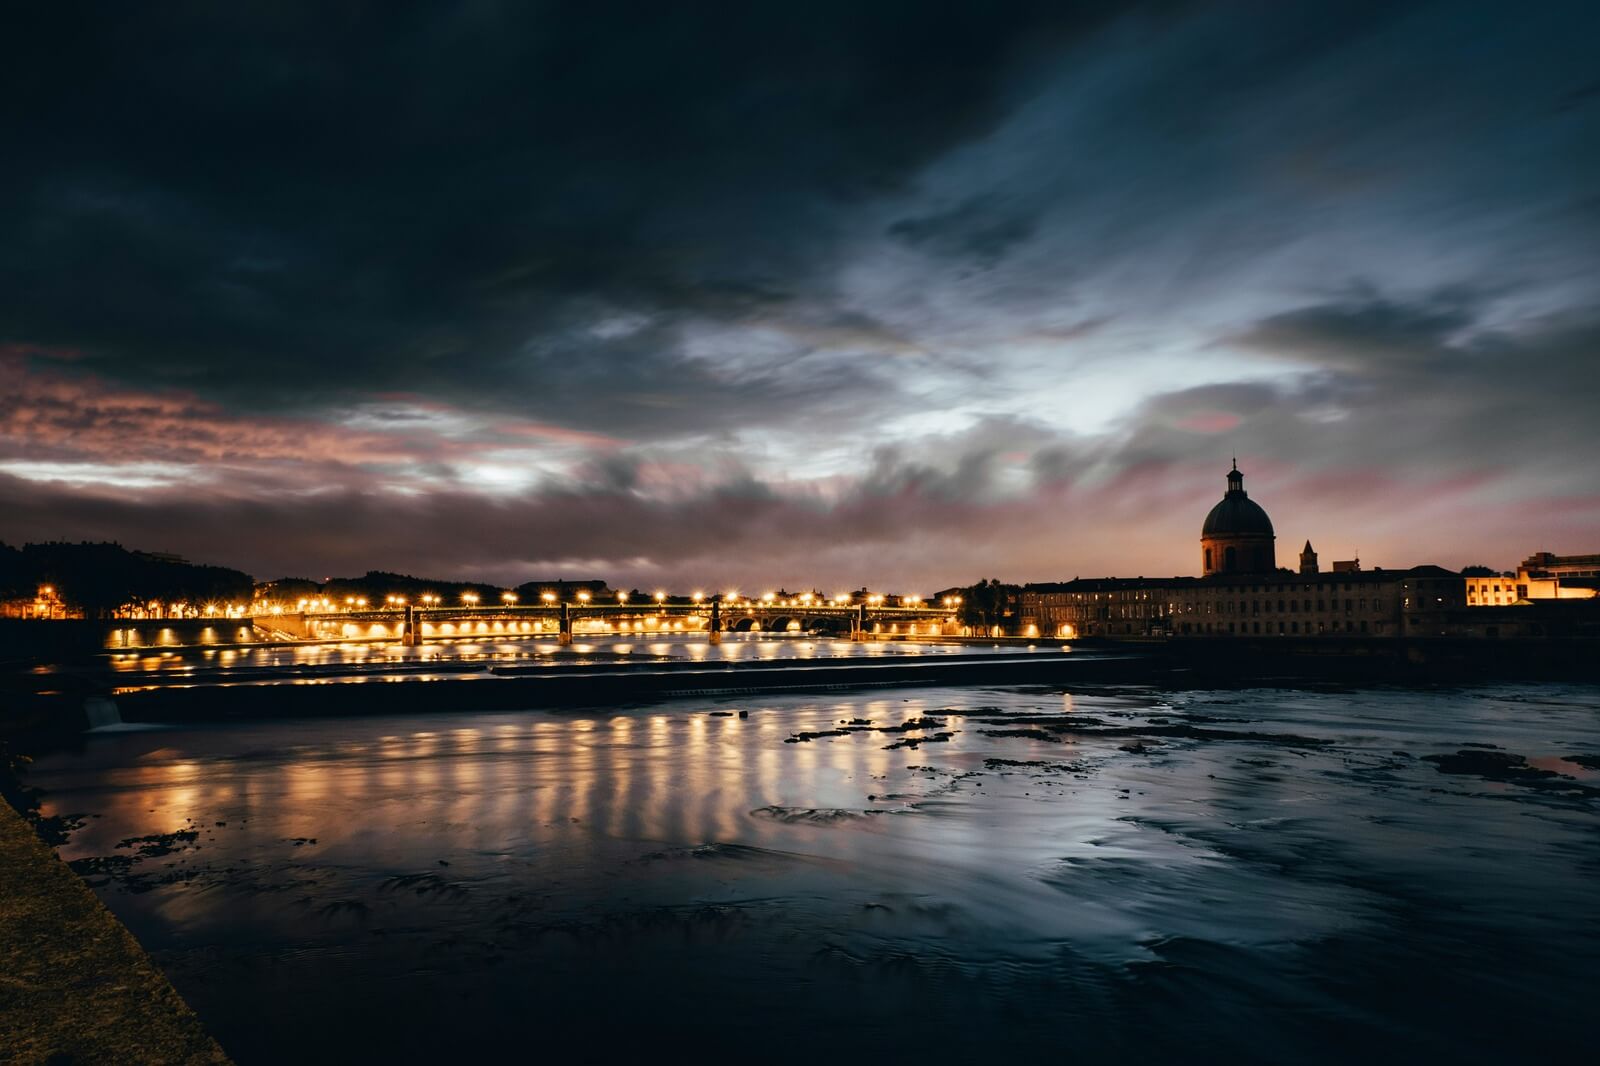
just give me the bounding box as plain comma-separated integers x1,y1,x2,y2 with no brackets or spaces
30,683,1600,1063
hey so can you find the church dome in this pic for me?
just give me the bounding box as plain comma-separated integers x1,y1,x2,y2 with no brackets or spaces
1201,462,1274,537
1202,495,1274,537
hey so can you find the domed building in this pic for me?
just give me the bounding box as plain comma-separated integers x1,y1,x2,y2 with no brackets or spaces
1201,460,1276,575
1021,456,1467,640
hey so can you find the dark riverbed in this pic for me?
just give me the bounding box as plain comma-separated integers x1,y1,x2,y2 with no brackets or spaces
27,683,1600,1064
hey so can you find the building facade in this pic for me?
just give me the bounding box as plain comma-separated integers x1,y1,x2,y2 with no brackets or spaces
1020,461,1467,639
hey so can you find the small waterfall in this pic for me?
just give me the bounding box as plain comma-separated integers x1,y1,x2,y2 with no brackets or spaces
83,696,123,729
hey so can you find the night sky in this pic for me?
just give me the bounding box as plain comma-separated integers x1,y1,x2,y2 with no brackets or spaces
3,1,1597,588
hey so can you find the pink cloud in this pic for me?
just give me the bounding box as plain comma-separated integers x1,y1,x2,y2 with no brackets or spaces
1172,411,1241,433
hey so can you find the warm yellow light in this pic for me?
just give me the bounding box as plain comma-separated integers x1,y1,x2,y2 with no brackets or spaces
577,591,591,603
541,591,556,603
655,591,666,603
502,592,517,603
618,591,629,602
355,597,367,607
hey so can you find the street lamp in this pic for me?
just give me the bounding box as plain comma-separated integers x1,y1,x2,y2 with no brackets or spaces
502,592,517,604
541,591,556,604
577,591,591,604
655,590,667,604
691,591,704,603
462,592,479,606
617,591,629,603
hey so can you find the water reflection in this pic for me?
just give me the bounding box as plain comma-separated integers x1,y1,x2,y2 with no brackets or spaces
29,683,1600,1064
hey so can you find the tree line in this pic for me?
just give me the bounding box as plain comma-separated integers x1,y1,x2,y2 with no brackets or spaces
0,542,253,619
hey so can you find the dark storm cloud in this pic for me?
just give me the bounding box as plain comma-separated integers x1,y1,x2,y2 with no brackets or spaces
4,0,1600,584
888,196,1038,270
0,0,1176,435
1225,290,1600,463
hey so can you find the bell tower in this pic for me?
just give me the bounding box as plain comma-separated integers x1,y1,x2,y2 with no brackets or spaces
1300,540,1318,575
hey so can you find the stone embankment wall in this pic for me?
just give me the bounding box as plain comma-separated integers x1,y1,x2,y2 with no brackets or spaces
0,800,231,1064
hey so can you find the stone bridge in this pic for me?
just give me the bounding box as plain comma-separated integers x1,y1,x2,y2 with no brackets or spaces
256,601,961,645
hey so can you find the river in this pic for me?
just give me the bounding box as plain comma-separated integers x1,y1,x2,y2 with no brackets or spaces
27,679,1600,1063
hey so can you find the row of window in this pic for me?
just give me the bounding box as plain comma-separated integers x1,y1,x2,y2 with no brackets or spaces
1180,619,1375,635
1030,596,1387,619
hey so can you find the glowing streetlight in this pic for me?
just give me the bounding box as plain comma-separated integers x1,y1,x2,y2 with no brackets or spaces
762,592,776,603
617,591,629,603
541,591,556,604
655,590,667,603
462,591,479,606
577,591,591,604
501,591,517,604
355,597,367,608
